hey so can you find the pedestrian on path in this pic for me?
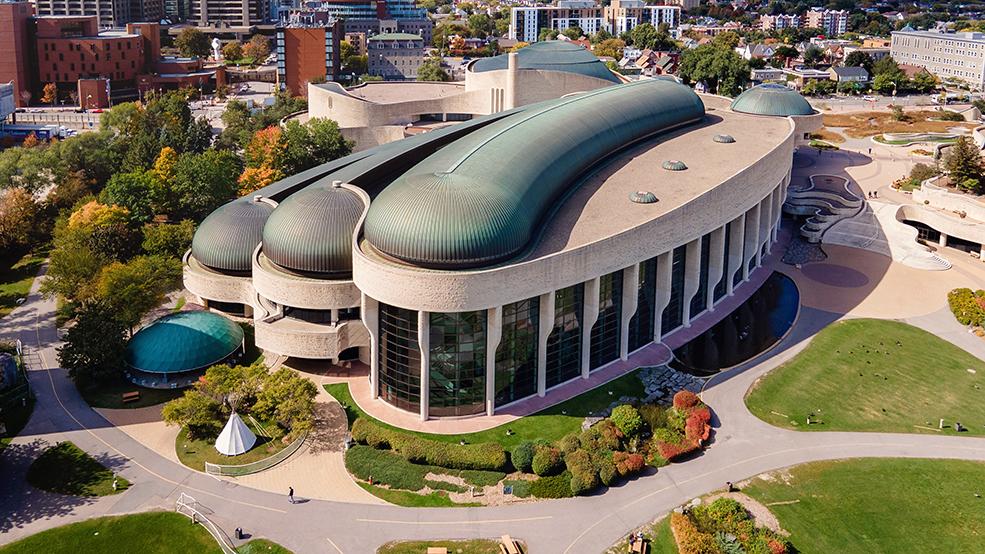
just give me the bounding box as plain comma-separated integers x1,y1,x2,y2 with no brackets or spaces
289,486,295,504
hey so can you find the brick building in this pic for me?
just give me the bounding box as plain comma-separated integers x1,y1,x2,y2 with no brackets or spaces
367,32,424,80
276,19,342,96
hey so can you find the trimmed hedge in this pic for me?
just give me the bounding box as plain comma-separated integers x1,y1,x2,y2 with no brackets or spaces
529,472,574,498
345,445,505,490
510,441,536,473
532,446,563,476
673,390,701,411
351,418,507,471
565,449,599,495
610,404,643,437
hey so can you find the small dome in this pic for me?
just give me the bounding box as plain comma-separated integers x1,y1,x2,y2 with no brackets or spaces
262,181,365,275
192,198,273,272
730,84,814,117
126,311,244,374
713,134,736,143
629,191,658,204
662,160,688,171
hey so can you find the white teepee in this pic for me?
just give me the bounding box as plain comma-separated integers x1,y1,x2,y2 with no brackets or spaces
214,412,257,456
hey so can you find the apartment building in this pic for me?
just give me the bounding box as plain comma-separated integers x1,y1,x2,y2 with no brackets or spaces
276,17,342,96
804,8,847,36
891,29,985,90
32,0,164,27
509,0,680,43
367,32,424,80
759,13,800,31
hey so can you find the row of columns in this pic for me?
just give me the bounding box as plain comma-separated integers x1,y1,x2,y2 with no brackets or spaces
361,184,786,421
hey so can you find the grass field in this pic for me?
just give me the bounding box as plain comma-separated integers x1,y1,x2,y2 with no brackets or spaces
176,420,288,471
377,539,521,554
0,512,291,554
742,458,985,554
746,319,985,435
325,367,646,449
1,396,34,451
26,441,130,497
823,111,973,138
0,250,44,320
77,377,184,410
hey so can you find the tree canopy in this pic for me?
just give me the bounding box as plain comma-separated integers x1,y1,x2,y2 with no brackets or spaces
176,28,210,58
678,43,750,97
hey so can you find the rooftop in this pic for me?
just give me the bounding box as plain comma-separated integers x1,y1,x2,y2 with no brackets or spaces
470,40,621,84
339,81,465,104
126,311,244,374
368,32,424,41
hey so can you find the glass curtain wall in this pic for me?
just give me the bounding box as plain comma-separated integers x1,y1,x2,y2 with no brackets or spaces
495,297,539,407
378,303,421,412
661,245,687,335
689,234,711,318
590,270,623,370
428,311,486,417
628,257,657,352
714,224,730,302
546,283,584,388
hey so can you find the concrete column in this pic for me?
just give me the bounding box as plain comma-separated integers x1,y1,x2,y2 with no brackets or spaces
537,291,555,397
743,203,761,282
939,233,948,247
757,196,771,267
726,214,745,297
360,294,380,400
620,264,639,361
417,310,430,421
330,308,339,324
772,184,783,243
706,225,726,311
485,306,502,416
682,239,701,327
653,251,673,340
581,277,600,379
505,52,518,109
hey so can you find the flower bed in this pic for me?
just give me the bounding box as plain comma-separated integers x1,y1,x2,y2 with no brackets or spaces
670,498,790,554
948,288,985,329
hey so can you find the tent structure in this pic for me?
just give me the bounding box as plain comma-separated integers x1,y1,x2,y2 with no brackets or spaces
214,412,257,456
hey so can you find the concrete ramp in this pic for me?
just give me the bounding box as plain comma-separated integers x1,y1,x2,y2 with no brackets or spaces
825,201,951,270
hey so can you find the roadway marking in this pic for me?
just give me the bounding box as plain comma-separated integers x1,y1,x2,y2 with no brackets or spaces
32,308,286,515
356,516,552,525
325,537,344,553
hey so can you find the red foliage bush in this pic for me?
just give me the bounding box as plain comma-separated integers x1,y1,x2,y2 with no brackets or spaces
684,407,712,444
656,439,699,461
612,451,646,477
673,390,700,411
768,539,789,554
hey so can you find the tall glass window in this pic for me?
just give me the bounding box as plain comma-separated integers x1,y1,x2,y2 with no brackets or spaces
628,257,657,352
714,224,731,302
378,303,420,413
429,311,486,417
590,270,623,370
546,283,584,388
689,234,711,318
661,245,687,335
495,298,539,407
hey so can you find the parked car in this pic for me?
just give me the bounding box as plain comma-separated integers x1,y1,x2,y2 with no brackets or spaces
862,95,876,102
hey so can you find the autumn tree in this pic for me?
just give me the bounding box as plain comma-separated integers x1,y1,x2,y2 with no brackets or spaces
41,83,58,105
222,41,243,61
176,27,210,58
0,188,39,253
243,35,270,63
594,38,626,59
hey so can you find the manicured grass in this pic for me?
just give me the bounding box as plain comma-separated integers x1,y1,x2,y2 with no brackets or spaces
1,396,34,451
0,250,44,320
358,482,480,507
0,512,291,554
746,319,985,435
176,421,288,471
78,377,184,410
742,458,985,554
378,538,521,554
607,517,676,554
26,441,129,497
345,445,504,491
326,367,646,449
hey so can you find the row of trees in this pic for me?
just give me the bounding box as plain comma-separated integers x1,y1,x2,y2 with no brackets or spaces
175,27,270,64
239,118,353,193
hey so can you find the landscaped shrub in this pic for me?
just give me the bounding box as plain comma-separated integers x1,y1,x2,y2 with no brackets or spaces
510,441,536,473
531,446,563,476
555,432,581,454
345,445,505,491
673,390,701,411
350,418,507,471
948,288,985,327
564,449,599,495
692,498,748,534
639,403,668,431
529,472,574,498
579,419,623,453
685,407,712,444
598,456,618,486
613,451,646,477
647,452,669,467
610,404,643,437
670,512,718,554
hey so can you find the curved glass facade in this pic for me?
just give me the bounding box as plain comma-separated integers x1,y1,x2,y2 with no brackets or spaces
429,311,486,417
714,224,730,302
628,257,657,352
590,270,622,370
661,245,687,335
689,234,711,318
378,303,421,412
495,297,539,407
546,283,584,388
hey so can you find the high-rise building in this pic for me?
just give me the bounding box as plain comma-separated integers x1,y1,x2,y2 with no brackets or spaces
891,29,985,91
759,13,800,32
804,8,847,36
307,0,432,43
509,0,680,43
32,0,164,27
190,0,269,26
276,14,341,96
0,1,36,106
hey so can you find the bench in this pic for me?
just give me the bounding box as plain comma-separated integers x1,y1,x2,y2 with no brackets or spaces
501,535,521,554
426,548,447,554
122,391,141,403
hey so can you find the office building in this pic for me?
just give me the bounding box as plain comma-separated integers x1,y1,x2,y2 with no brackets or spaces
367,32,424,80
276,18,342,96
891,29,985,90
509,0,680,43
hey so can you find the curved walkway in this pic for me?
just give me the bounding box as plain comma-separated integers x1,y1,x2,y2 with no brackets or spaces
4,256,985,553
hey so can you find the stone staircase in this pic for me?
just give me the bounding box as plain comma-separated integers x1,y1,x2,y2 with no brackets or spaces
783,175,864,243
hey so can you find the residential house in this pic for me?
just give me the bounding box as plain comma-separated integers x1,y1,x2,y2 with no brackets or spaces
828,66,870,84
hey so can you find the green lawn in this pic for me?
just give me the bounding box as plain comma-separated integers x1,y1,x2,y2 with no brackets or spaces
377,539,521,554
1,396,34,451
742,458,985,554
0,512,290,554
176,420,288,471
358,482,480,507
0,250,44,320
26,441,130,497
77,377,184,410
345,445,504,492
325,366,646,449
746,319,985,435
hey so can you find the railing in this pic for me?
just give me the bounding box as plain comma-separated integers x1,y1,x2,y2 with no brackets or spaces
175,493,237,554
205,432,307,477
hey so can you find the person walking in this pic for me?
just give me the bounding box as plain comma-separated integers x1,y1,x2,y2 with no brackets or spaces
288,486,295,504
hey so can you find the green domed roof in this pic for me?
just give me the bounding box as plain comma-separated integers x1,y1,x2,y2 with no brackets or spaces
192,199,273,272
471,41,621,84
126,311,244,374
262,182,365,275
730,84,814,117
364,79,705,268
